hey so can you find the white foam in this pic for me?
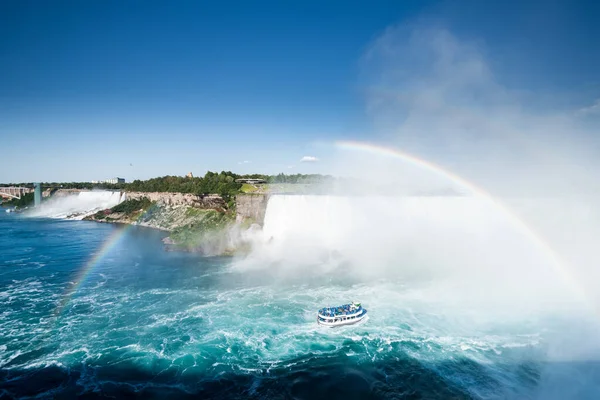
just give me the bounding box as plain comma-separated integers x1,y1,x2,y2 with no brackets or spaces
26,191,124,220
239,194,579,314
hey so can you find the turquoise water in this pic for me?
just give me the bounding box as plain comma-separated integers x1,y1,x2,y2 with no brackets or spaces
1,210,599,399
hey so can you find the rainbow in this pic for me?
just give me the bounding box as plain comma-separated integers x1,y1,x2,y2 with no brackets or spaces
54,200,151,316
336,140,589,306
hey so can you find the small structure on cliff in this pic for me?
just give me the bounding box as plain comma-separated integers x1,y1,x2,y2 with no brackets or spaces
92,178,125,184
235,178,266,184
186,172,193,178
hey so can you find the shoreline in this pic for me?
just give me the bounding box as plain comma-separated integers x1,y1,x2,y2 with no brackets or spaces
5,191,268,256
82,217,171,232
84,203,254,256
82,215,239,255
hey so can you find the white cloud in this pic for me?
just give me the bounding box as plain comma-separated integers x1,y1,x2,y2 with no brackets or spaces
287,165,295,169
578,99,600,115
300,156,319,163
237,160,251,165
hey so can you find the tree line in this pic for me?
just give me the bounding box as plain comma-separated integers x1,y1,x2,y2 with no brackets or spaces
0,172,334,198
126,171,241,198
266,173,334,184
0,182,95,189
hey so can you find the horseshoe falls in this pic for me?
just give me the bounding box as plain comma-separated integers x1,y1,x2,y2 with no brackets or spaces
1,195,600,399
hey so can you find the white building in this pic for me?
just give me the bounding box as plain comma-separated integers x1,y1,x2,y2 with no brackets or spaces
92,178,125,184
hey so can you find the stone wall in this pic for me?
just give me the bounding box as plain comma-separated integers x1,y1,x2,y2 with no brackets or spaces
235,193,270,225
125,192,226,209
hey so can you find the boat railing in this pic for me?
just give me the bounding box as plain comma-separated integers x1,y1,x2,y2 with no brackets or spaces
318,305,363,318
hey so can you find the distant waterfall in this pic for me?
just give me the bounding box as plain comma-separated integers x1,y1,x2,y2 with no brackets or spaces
27,191,125,220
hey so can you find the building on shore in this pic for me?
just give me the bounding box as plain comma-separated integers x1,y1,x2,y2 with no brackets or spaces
92,178,126,184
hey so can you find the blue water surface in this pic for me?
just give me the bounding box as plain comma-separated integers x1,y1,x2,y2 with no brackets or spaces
1,210,599,399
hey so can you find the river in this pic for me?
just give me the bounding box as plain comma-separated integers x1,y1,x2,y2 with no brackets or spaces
1,209,599,399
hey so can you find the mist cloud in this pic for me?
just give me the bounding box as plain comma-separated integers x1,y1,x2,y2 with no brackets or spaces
578,99,600,115
359,24,600,198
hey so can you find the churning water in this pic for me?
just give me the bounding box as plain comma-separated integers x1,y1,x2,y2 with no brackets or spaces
1,196,599,399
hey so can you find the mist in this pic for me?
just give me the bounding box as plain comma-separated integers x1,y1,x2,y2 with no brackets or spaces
232,25,600,398
355,23,599,193
26,191,124,220
241,23,600,306
349,23,600,310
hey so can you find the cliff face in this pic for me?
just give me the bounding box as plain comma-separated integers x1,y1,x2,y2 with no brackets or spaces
125,192,226,209
93,206,219,232
42,188,87,198
235,194,270,225
81,192,266,256
86,201,242,255
44,189,226,210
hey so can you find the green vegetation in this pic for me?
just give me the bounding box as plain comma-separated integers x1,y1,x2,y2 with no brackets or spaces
185,207,208,218
0,182,95,190
1,173,337,210
267,173,334,184
220,173,334,184
110,197,153,214
121,172,332,202
126,171,242,202
169,210,235,250
0,173,334,190
2,193,34,208
240,183,259,193
90,197,154,221
91,210,108,220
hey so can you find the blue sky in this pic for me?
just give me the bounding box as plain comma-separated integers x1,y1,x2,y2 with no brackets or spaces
1,0,599,182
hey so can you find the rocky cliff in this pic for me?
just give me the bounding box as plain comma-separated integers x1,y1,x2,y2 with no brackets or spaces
125,192,226,209
80,191,266,255
90,205,230,232
85,200,245,256
84,192,228,230
235,193,270,225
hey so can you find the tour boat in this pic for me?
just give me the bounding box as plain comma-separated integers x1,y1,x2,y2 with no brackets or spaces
317,301,367,327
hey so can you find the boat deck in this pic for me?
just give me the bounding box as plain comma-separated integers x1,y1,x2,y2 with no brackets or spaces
318,303,362,318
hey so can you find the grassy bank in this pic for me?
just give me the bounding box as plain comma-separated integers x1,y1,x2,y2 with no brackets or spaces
240,183,260,193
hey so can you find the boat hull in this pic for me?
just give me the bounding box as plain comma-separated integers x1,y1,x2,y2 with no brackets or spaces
317,309,368,328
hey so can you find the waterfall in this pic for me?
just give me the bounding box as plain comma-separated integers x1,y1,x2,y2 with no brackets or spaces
245,194,567,307
27,191,125,220
260,194,516,267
